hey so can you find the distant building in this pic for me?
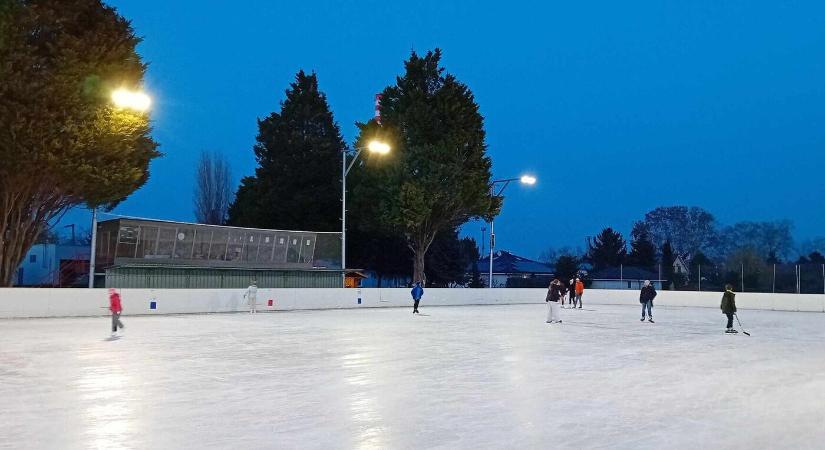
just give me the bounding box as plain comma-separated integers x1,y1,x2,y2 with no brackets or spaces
93,218,342,288
475,250,556,288
16,243,90,287
589,266,664,290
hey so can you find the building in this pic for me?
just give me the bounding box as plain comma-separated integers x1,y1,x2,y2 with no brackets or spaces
475,250,556,288
16,243,90,287
589,266,664,290
93,218,342,288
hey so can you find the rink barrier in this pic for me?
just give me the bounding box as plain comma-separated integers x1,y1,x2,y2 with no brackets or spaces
0,288,823,318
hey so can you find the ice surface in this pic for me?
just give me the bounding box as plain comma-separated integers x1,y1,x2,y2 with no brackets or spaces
1,304,824,450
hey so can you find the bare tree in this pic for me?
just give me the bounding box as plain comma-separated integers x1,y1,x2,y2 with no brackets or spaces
194,151,232,225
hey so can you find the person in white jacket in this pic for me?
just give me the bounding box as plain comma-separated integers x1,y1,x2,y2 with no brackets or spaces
244,280,258,314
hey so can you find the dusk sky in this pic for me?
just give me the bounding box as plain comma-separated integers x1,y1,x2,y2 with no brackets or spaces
63,0,825,259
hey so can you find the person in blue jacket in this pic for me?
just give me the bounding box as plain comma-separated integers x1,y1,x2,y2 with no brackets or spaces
411,281,424,314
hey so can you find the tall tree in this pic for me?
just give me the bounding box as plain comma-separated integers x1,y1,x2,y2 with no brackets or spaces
193,150,232,225
351,50,498,283
718,220,795,260
227,71,345,231
626,222,657,267
554,255,580,282
640,206,718,258
0,0,159,286
587,227,627,270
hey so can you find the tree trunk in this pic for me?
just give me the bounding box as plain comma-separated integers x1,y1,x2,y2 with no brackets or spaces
413,249,426,285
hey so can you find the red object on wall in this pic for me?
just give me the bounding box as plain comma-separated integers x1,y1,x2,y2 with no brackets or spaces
267,299,274,307
374,94,382,124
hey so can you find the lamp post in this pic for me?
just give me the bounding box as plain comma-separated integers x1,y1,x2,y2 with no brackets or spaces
341,141,390,287
487,175,536,288
88,88,151,288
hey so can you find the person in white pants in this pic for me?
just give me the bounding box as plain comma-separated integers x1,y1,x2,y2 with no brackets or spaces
244,280,258,314
545,278,564,323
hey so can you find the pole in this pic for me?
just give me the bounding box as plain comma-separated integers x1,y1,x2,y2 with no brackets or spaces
488,219,495,288
822,264,824,295
773,264,776,293
698,265,701,291
741,263,744,292
88,208,97,288
341,150,347,288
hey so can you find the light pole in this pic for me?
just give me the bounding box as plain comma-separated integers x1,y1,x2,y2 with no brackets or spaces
341,141,390,287
487,175,536,288
88,88,151,288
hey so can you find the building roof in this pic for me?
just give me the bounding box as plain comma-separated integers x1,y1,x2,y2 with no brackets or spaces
475,250,555,275
590,266,662,281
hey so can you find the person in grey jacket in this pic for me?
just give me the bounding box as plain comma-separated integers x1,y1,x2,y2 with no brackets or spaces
639,280,657,323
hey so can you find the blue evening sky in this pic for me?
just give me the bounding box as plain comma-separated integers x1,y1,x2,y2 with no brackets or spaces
63,0,825,259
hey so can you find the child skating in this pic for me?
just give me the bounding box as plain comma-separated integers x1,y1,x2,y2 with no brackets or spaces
109,288,124,337
639,280,656,322
411,281,424,314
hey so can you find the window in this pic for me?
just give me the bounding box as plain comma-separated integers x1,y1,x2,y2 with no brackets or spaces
29,254,36,263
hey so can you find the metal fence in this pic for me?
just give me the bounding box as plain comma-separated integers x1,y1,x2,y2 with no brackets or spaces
686,263,825,294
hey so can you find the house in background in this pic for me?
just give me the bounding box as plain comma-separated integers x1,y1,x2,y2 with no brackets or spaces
16,243,90,287
589,266,664,290
476,250,555,288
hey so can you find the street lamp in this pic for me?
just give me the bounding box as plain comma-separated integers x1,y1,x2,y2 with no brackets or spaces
341,140,391,287
89,89,152,288
487,175,537,288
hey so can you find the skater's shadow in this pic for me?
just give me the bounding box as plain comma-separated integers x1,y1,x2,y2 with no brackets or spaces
103,336,120,342
416,313,431,317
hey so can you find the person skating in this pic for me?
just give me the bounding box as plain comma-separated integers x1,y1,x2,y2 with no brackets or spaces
109,288,124,337
545,278,564,323
639,280,657,323
568,279,576,308
411,281,424,314
575,278,585,308
560,283,568,308
244,280,258,314
721,284,738,333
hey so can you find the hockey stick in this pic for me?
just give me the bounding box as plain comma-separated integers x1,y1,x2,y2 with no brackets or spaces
734,313,751,336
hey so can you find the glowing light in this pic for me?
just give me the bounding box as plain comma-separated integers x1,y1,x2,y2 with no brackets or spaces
520,175,537,185
367,141,390,154
111,88,151,112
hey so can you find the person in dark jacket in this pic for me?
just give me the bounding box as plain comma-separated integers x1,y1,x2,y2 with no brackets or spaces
410,281,424,314
721,284,737,333
639,280,657,323
545,279,564,323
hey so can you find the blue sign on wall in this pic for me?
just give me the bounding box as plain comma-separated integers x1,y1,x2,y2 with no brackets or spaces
150,301,157,310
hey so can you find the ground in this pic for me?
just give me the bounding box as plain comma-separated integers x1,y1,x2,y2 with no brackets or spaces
2,304,824,450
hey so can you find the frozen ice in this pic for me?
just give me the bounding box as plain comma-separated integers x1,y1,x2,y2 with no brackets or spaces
1,304,824,449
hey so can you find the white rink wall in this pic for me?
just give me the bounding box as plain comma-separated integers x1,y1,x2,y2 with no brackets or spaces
0,288,824,318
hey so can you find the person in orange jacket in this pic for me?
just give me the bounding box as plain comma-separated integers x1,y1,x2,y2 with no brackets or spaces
108,288,124,337
574,278,585,309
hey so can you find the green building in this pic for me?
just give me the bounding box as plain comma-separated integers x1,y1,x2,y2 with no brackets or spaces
94,218,342,288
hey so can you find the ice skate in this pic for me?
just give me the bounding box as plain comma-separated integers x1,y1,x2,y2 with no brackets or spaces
640,317,645,321
648,318,654,323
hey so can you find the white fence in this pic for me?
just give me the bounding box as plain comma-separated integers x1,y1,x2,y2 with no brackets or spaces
0,288,824,319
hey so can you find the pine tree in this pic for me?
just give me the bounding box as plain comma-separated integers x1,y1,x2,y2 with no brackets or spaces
627,222,657,267
228,71,345,231
350,50,498,283
587,227,627,270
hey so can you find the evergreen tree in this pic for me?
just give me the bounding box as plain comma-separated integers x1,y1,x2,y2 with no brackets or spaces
587,227,627,270
0,0,159,286
554,255,580,282
627,222,657,267
350,50,498,283
228,71,345,231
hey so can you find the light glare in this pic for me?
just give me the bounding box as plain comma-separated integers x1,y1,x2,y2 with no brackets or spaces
367,141,391,154
111,88,151,112
520,175,537,185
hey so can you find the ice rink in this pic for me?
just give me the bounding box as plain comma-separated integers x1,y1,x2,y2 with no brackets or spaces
2,303,824,450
